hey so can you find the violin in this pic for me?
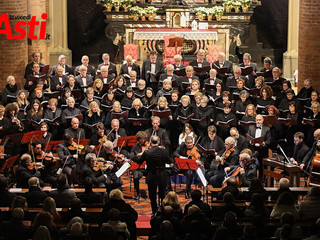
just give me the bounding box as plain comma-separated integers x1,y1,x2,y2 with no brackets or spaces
186,146,203,167
98,135,108,144
36,151,59,161
109,150,130,162
141,141,150,152
222,165,241,188
28,162,44,170
220,147,234,165
68,142,84,153
92,157,114,172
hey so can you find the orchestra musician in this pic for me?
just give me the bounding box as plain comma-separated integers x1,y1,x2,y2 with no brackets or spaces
206,137,239,188
129,131,148,200
16,153,41,188
224,152,257,187
136,135,171,214
97,141,122,190
56,133,79,179
289,132,310,166
106,119,127,143
300,129,320,171
146,116,170,150
88,122,107,147
64,117,86,140
80,153,111,188
173,136,204,199
28,140,57,186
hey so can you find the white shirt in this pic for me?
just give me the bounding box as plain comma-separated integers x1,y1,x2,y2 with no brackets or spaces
255,126,262,138
151,62,156,74
82,76,87,86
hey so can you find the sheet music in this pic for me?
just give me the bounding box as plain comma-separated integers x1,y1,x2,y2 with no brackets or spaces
116,162,130,178
196,168,207,187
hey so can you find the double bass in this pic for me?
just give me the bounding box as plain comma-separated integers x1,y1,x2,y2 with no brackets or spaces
307,149,320,186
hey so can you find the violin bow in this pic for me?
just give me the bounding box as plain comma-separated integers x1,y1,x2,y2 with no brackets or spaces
41,135,51,165
76,131,81,157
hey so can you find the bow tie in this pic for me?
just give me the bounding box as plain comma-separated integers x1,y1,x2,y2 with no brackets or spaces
188,77,192,79
256,126,262,129
197,62,202,64
34,73,39,76
244,64,249,67
58,75,62,78
82,76,86,78
151,62,155,64
167,75,172,77
128,64,132,67
210,78,214,81
104,63,109,66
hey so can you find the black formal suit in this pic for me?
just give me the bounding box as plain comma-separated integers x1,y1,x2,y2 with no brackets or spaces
178,75,199,94
290,142,310,165
247,125,272,146
239,62,258,89
136,145,171,214
50,64,73,76
24,186,48,207
189,59,210,83
235,134,249,152
213,60,234,75
120,62,140,78
145,128,170,147
16,165,41,188
80,164,107,187
226,76,246,90
265,76,286,97
95,74,114,85
98,62,117,77
64,127,86,140
141,59,163,88
105,128,127,143
75,74,93,87
75,64,96,78
56,141,78,174
158,73,179,89
24,61,45,79
173,63,186,70
25,71,48,93
50,75,68,91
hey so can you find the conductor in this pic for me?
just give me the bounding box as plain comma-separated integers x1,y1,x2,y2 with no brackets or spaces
136,135,172,214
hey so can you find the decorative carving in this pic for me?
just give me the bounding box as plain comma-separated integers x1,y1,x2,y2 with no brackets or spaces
104,23,126,40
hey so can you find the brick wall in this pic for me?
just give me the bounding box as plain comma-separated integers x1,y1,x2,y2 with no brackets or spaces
0,0,50,90
0,0,28,89
298,0,320,91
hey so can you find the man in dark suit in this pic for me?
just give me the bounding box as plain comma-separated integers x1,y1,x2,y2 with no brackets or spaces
126,70,139,88
24,177,48,207
74,55,96,78
247,114,272,173
212,52,233,79
239,53,258,89
120,55,140,79
50,65,68,91
203,69,223,88
64,117,86,140
75,65,93,87
24,52,45,79
265,67,286,96
189,49,210,84
173,54,186,70
178,65,199,94
226,67,246,91
105,119,127,143
97,53,117,78
96,65,114,84
230,127,249,153
159,64,179,89
289,132,310,166
80,153,109,188
50,54,73,76
136,135,172,214
142,51,163,92
16,154,41,188
145,116,170,149
25,62,48,94
184,189,211,218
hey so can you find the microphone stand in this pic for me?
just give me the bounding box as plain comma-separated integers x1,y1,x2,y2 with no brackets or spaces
276,143,291,177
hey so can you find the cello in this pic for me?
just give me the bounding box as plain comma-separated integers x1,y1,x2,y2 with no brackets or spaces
307,149,320,186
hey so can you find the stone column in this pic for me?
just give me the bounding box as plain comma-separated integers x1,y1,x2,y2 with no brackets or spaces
27,0,50,64
0,0,28,89
282,0,299,82
49,0,72,66
298,0,320,90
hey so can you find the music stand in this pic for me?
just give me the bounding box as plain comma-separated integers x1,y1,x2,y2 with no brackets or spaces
129,161,146,171
175,158,198,170
21,131,45,144
168,37,184,62
47,141,63,152
117,136,137,147
0,154,19,171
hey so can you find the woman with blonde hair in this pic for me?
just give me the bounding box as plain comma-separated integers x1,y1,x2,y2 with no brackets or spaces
84,101,104,137
92,78,104,99
155,96,172,130
188,79,201,95
179,123,197,144
105,101,124,128
2,75,20,106
16,90,29,120
128,98,147,135
156,79,172,98
161,191,182,218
